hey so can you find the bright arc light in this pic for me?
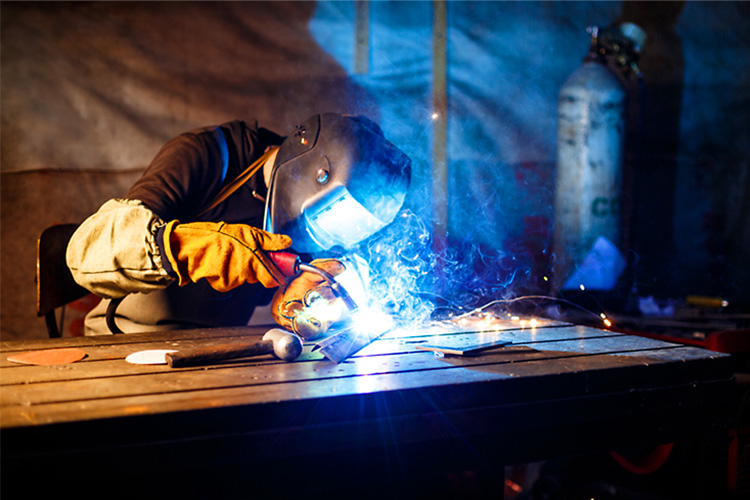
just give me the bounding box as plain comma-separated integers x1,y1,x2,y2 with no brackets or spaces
303,294,345,324
333,266,368,309
431,112,439,120
351,307,394,336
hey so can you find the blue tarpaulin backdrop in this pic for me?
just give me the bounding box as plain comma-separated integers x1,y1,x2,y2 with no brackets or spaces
2,1,748,339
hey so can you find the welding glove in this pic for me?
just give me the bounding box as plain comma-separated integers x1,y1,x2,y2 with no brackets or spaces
271,259,346,340
161,220,292,292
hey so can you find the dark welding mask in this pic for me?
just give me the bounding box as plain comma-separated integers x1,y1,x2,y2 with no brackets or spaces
264,113,411,254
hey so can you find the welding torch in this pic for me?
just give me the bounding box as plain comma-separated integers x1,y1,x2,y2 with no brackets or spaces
268,251,359,313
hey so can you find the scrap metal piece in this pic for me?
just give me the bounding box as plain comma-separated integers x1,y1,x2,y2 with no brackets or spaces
125,349,178,365
7,348,87,366
314,325,388,363
416,339,512,357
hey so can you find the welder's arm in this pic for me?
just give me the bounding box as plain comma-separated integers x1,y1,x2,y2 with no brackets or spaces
66,199,176,299
271,259,347,340
160,220,291,292
67,198,292,299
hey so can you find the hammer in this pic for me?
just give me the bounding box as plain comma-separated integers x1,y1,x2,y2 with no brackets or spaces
165,329,303,368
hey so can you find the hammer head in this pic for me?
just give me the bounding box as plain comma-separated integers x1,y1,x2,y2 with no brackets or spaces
262,328,303,361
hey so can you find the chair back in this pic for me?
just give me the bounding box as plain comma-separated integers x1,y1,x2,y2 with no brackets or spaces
37,224,90,338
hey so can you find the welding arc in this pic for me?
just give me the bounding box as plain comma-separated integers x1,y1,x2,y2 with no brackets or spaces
105,297,124,334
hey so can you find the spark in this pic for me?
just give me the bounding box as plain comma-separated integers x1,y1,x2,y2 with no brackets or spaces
431,112,439,120
338,210,614,336
449,295,613,330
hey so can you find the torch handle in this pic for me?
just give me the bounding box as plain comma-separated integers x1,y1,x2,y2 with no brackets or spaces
166,341,273,368
268,253,359,313
267,251,301,278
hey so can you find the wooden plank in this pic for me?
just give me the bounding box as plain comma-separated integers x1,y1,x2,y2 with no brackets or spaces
3,374,732,500
0,336,724,421
0,325,656,386
0,322,604,376
0,318,566,357
1,320,731,429
0,343,730,429
2,373,731,482
0,325,275,353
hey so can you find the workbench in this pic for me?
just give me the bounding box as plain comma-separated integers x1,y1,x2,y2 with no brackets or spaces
1,319,735,498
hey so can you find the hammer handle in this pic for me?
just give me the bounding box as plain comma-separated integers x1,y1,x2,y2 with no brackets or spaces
166,341,273,368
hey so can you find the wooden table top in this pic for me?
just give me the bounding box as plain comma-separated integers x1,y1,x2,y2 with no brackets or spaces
0,318,730,426
0,318,736,497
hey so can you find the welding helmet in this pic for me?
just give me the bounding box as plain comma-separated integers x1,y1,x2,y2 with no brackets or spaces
264,113,411,254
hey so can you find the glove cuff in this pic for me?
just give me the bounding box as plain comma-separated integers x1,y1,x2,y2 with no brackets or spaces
159,220,188,285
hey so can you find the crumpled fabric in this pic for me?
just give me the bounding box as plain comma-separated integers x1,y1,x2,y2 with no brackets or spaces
66,199,174,299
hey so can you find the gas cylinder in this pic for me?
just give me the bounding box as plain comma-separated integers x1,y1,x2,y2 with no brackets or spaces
553,23,646,293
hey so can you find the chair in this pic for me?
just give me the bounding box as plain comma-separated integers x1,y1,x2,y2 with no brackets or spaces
36,224,90,338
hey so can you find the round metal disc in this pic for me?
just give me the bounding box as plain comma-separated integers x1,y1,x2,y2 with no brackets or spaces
7,348,87,366
125,349,178,365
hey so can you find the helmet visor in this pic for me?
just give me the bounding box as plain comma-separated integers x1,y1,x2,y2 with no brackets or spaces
303,185,387,250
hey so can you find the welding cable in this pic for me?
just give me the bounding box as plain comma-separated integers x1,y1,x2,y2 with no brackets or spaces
105,297,124,334
610,443,674,475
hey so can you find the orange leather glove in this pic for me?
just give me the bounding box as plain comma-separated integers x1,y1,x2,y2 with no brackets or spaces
271,259,346,340
162,220,292,292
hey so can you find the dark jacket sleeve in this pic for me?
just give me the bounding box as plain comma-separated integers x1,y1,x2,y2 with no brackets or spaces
67,120,283,298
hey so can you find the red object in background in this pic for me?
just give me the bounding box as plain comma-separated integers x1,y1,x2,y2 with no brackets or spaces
727,426,750,496
65,293,101,337
610,443,674,475
705,329,750,353
611,324,750,354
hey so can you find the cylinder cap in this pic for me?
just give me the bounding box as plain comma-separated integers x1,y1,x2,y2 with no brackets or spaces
618,22,647,53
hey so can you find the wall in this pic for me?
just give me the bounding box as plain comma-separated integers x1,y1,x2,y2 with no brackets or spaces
2,1,748,340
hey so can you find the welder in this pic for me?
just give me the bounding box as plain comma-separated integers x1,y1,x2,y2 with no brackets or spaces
66,113,411,337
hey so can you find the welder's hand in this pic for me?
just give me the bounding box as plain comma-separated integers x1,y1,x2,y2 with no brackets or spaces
271,259,346,340
161,220,292,292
